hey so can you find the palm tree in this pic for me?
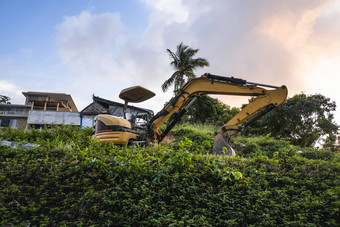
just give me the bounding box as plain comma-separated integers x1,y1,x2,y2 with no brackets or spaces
162,42,209,94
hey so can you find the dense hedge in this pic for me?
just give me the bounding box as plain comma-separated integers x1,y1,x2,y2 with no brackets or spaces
0,126,339,226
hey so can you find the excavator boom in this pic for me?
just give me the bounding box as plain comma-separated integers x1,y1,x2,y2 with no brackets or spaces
149,73,288,155
92,73,288,156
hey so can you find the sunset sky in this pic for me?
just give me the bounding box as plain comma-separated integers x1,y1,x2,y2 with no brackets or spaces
1,0,340,124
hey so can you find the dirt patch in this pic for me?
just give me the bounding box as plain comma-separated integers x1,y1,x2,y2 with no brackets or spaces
162,134,177,143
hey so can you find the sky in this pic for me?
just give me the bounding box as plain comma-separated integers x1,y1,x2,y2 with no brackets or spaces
1,0,340,124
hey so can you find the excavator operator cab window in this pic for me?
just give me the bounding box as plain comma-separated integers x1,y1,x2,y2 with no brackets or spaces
135,112,149,128
95,120,108,133
94,119,126,134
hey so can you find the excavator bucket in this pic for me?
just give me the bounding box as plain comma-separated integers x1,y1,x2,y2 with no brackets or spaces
213,133,236,156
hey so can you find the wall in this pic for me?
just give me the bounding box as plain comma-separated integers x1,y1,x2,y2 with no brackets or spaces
27,110,80,125
81,115,95,128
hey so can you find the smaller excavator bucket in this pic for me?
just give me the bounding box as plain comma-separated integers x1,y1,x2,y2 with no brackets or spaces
213,133,236,156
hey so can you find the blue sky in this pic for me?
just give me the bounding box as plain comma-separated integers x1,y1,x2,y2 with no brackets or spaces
0,0,148,49
1,0,340,124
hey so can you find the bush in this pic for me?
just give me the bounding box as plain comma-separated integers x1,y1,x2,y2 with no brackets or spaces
0,125,339,226
230,134,296,158
164,123,214,152
299,148,339,161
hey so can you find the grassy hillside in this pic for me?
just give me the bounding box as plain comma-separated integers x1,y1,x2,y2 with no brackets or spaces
0,125,339,226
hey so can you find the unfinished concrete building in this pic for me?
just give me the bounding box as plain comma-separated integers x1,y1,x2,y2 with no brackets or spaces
22,91,79,128
0,104,31,128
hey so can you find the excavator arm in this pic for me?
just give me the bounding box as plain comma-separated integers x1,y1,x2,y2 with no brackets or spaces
148,73,288,155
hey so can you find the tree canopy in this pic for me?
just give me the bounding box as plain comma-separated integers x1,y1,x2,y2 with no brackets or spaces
245,93,339,149
184,95,240,126
0,95,11,104
162,42,209,94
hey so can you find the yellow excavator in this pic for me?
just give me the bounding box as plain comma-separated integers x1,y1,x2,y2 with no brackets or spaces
92,73,288,156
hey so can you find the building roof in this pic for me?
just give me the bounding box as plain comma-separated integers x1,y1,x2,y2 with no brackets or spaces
22,91,78,112
93,95,153,114
80,101,109,115
80,95,153,115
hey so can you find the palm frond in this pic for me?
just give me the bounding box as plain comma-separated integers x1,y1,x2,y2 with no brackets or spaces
186,48,199,58
190,57,210,68
162,72,179,92
184,71,196,80
167,49,179,69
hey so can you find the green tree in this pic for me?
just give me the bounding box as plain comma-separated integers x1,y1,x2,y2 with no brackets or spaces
245,93,339,148
162,42,209,94
0,95,11,104
184,95,240,126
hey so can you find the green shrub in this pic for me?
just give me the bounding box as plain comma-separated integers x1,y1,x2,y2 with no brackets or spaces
0,125,339,226
230,134,297,158
164,123,214,152
299,148,337,161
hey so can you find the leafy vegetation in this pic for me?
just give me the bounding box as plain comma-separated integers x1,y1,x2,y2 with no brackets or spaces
0,125,339,226
184,95,240,126
245,93,339,149
0,95,11,104
168,123,215,144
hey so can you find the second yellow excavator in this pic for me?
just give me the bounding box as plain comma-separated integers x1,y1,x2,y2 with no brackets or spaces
92,73,288,156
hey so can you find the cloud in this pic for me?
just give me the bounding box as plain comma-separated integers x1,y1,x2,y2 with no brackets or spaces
138,0,340,124
56,11,124,79
141,0,189,23
143,0,339,102
0,80,24,104
55,1,340,124
56,10,171,86
56,9,175,111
